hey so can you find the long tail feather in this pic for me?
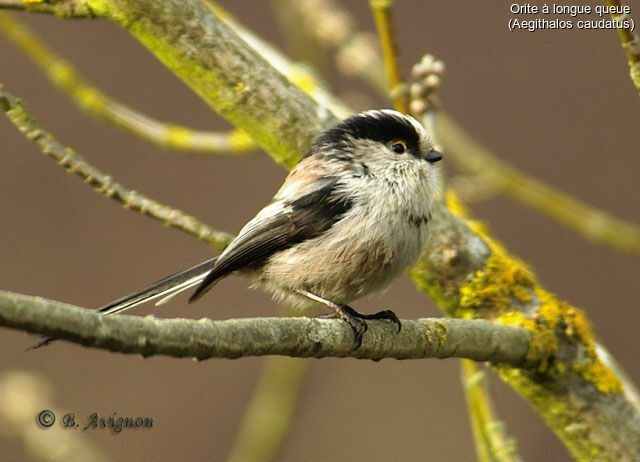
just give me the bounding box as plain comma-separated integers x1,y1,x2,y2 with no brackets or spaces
98,257,217,315
29,257,218,349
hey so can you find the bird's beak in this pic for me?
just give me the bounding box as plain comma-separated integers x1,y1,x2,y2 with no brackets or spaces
424,150,443,163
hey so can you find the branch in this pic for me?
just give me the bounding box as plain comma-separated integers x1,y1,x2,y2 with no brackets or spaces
0,11,257,154
0,291,532,363
201,1,352,120
461,360,522,462
436,113,640,257
0,86,233,249
369,0,408,113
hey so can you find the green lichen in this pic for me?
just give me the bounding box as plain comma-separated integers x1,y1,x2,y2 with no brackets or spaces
446,211,621,393
495,365,606,461
446,191,535,318
447,191,621,394
433,319,449,347
166,125,195,148
459,248,535,316
536,290,622,394
408,262,460,316
496,310,558,373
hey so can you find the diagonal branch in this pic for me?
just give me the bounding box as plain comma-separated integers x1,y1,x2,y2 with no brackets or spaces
436,113,640,256
0,0,95,16
0,290,533,363
461,360,522,462
0,11,256,154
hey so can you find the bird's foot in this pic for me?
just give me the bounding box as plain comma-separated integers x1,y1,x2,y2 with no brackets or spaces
319,304,401,349
294,289,400,349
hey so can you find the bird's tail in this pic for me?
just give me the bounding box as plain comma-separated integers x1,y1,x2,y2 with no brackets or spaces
97,257,218,315
29,257,218,349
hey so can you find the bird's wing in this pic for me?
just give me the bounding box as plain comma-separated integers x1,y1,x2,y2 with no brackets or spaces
188,176,352,302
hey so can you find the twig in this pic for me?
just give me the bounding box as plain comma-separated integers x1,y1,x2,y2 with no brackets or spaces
369,0,408,113
435,113,640,256
0,290,533,363
461,360,522,462
605,0,640,97
0,11,256,154
0,87,233,249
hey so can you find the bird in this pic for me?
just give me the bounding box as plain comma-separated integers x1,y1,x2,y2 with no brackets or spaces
34,109,442,349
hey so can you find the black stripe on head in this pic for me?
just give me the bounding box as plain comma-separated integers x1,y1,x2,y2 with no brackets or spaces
305,110,421,159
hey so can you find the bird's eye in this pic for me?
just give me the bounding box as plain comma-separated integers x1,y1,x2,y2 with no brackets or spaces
391,141,407,154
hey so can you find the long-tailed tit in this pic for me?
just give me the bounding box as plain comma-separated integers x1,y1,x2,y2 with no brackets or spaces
37,110,442,349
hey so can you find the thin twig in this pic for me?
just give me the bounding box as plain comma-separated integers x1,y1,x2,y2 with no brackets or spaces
369,0,408,113
0,290,533,363
0,87,233,249
435,113,640,256
0,11,256,154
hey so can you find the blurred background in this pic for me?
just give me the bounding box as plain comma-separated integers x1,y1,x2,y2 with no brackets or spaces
1,1,639,460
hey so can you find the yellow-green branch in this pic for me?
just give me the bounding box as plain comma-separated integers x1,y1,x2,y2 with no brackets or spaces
0,11,255,153
461,360,522,462
369,0,408,113
436,113,640,256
